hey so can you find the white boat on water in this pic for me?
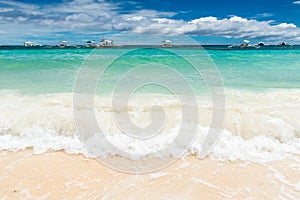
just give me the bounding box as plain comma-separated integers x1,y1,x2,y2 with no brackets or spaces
59,41,68,48
162,40,173,48
86,40,97,47
24,41,41,47
100,37,114,47
84,36,121,48
228,40,260,49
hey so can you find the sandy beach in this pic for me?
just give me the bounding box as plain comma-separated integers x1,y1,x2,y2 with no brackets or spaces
0,150,299,200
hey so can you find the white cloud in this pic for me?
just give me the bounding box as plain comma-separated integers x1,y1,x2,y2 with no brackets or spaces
253,13,274,19
0,0,300,44
130,16,300,41
0,0,38,10
293,1,300,5
0,7,13,12
131,9,177,18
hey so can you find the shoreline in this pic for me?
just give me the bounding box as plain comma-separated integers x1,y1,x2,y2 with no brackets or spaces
1,150,299,199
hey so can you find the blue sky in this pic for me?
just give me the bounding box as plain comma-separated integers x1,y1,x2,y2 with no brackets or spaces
0,0,300,45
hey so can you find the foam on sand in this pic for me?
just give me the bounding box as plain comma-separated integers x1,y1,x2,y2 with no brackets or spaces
0,151,299,199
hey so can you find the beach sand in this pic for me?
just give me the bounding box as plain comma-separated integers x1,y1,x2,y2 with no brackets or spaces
0,150,299,200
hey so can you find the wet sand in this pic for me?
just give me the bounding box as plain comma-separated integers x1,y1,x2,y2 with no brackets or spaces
0,150,299,200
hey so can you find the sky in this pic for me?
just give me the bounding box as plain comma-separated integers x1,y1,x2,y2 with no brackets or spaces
0,0,300,45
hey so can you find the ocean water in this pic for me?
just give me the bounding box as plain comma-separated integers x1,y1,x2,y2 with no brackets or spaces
0,48,299,162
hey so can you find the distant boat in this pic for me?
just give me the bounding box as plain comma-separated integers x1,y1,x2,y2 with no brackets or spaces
86,40,97,48
100,37,114,47
162,40,173,48
228,40,260,49
24,41,41,47
59,41,68,48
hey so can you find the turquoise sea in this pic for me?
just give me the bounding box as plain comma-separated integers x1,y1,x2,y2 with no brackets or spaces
0,48,300,94
0,47,299,161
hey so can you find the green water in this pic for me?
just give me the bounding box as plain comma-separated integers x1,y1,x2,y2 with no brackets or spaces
0,48,299,95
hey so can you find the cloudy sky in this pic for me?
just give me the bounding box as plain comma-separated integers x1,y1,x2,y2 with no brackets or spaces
0,0,300,45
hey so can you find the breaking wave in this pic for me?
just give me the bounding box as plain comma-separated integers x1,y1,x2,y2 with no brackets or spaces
0,89,299,162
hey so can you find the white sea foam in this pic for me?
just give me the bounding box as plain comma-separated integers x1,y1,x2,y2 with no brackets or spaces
0,90,299,162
